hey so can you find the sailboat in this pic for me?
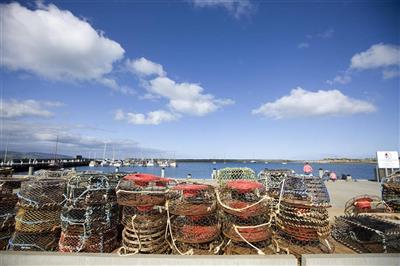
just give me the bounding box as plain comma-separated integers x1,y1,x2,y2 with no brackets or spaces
100,143,109,166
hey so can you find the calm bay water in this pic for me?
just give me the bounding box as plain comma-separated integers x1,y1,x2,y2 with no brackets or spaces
76,161,377,180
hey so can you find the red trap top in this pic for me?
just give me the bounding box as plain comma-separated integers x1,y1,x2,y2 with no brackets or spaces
226,180,264,193
354,197,373,210
124,173,167,187
173,184,209,198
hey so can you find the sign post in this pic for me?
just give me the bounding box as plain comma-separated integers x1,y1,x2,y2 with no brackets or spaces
376,151,400,182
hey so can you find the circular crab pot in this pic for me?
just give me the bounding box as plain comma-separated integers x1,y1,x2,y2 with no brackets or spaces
219,180,269,217
168,183,216,216
65,175,117,207
122,205,166,230
222,212,271,243
171,214,220,244
116,174,170,207
18,178,66,209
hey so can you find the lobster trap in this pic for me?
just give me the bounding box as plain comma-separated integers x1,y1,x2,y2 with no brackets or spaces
215,168,257,185
59,174,119,253
8,178,65,251
276,175,333,252
0,178,23,250
332,215,400,253
117,173,171,255
167,182,222,255
382,171,400,212
344,195,392,215
217,179,273,255
258,169,293,198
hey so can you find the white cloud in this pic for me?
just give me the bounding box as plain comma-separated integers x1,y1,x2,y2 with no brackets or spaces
114,109,178,125
350,43,400,70
190,0,255,19
328,43,400,84
0,99,64,118
0,2,127,92
297,42,310,49
252,87,376,119
148,76,234,116
126,57,166,77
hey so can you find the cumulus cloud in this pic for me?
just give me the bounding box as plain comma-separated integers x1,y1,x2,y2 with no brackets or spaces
350,43,400,70
190,0,255,19
126,58,166,77
0,99,64,118
252,87,376,119
114,109,178,125
122,57,234,124
149,76,234,116
329,43,400,84
0,2,129,93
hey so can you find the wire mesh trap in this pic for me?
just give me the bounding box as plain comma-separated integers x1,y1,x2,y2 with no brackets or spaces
0,180,21,250
117,173,171,255
258,169,293,197
166,182,222,255
8,178,65,252
344,195,392,215
276,175,333,253
215,168,257,185
59,174,119,253
382,171,400,212
217,179,273,255
116,173,171,207
332,215,400,253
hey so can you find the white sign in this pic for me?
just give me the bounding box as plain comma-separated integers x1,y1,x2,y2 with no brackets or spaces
377,151,400,169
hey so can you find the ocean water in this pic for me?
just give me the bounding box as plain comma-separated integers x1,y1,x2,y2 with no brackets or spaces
76,161,377,180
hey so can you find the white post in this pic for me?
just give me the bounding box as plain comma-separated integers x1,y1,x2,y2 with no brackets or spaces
161,167,165,178
212,168,217,179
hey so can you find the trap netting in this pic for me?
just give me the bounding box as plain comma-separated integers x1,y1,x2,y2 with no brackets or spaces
275,175,333,252
382,171,400,212
332,215,400,253
116,173,172,255
59,173,119,253
217,179,273,255
0,180,20,250
258,169,293,196
215,168,257,186
8,178,65,251
167,182,222,255
34,169,75,180
344,195,392,215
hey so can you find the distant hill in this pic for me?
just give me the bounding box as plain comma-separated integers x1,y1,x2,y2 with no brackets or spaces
0,150,74,160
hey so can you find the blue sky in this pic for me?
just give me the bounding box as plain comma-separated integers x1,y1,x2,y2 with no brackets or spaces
1,0,399,159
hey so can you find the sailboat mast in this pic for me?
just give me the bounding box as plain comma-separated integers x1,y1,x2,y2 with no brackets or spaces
103,143,107,160
54,136,59,162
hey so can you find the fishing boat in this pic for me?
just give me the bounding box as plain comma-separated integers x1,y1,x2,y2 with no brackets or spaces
88,161,97,167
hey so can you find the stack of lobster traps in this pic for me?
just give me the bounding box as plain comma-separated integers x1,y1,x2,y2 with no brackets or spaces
0,177,24,250
217,179,273,255
8,178,66,251
332,215,400,253
167,182,221,255
116,173,171,255
382,171,400,212
59,174,119,252
275,175,333,255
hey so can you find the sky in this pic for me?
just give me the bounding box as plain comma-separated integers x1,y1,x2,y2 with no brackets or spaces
0,0,399,159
